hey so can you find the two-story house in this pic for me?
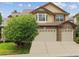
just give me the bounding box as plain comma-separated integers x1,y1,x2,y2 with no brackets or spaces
8,2,77,42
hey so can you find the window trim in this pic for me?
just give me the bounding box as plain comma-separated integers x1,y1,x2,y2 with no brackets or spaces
36,13,47,23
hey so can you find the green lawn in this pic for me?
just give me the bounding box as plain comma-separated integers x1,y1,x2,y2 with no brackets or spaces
0,42,30,55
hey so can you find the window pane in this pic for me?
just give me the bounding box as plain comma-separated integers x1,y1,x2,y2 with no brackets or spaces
60,15,64,21
56,15,59,21
55,15,64,21
46,14,48,21
39,14,45,21
36,13,47,22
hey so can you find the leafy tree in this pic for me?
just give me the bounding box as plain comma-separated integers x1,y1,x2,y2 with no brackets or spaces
8,15,12,18
3,14,38,48
0,13,2,39
76,26,79,37
75,16,79,37
75,16,79,43
77,16,79,25
12,10,18,14
0,13,2,25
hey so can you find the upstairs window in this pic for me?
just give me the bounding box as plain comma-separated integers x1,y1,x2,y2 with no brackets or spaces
55,15,64,21
36,13,48,23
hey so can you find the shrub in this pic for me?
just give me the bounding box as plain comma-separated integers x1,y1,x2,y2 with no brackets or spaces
3,14,38,48
74,37,79,44
75,26,79,37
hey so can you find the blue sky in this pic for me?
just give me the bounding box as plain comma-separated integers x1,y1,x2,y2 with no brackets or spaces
0,2,79,18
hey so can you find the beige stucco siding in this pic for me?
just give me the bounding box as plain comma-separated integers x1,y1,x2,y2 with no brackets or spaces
74,17,77,24
65,15,68,21
44,4,64,13
47,14,54,23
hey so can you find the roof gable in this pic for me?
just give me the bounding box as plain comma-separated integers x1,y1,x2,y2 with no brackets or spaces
31,2,69,15
59,21,77,28
73,13,79,18
31,7,54,14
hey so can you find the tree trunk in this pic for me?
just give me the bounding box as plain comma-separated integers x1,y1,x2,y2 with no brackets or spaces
16,42,32,48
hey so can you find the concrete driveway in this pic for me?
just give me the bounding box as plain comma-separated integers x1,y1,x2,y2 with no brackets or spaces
30,41,79,57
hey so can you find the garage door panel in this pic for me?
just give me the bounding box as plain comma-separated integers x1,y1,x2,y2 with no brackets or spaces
61,29,73,41
35,29,57,42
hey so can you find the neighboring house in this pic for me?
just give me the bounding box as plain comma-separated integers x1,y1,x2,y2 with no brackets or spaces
8,10,21,18
22,9,33,15
73,13,79,24
68,16,74,23
8,2,77,42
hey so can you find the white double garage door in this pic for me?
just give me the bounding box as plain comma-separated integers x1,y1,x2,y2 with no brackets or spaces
35,28,73,42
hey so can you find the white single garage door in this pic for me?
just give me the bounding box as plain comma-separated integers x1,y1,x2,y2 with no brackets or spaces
61,29,73,41
35,27,57,42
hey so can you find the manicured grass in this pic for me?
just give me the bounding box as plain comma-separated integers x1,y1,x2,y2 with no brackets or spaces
0,42,31,55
